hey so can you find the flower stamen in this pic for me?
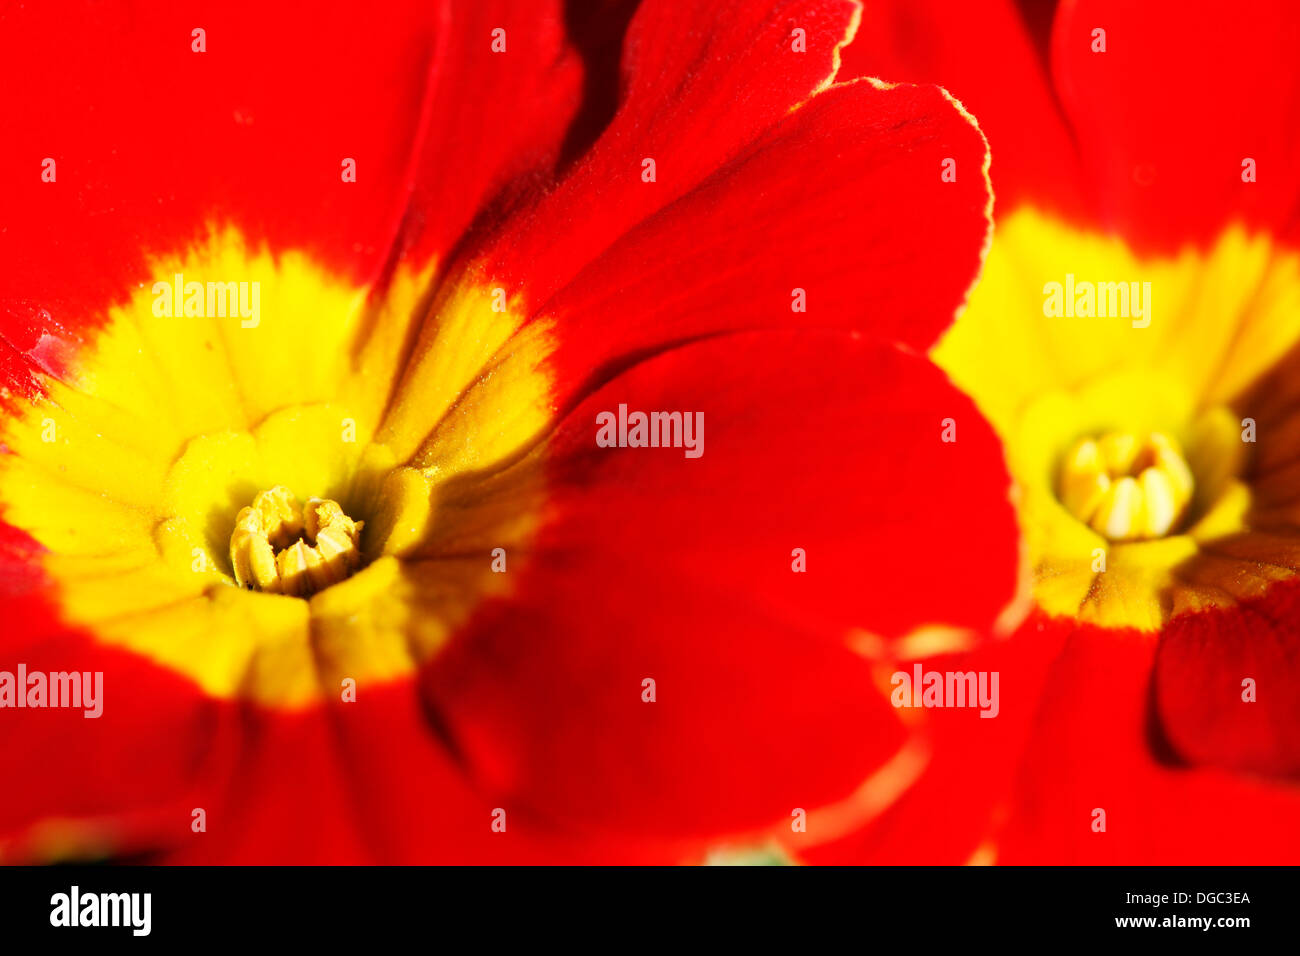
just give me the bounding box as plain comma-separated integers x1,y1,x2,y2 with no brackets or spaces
230,485,364,596
1058,431,1194,541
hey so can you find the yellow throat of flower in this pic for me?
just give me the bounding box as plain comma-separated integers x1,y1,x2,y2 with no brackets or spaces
0,227,557,706
933,207,1300,631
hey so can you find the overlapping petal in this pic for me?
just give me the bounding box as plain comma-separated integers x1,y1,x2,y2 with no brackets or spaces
530,77,993,401
481,0,866,308
840,0,1086,220
999,616,1300,864
421,331,1017,845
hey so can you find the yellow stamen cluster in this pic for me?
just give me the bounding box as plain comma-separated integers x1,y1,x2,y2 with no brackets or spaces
1058,431,1194,542
230,485,364,596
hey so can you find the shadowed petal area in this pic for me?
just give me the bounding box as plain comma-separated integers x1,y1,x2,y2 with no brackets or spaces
997,618,1300,863
157,685,615,865
1155,579,1300,777
1151,333,1300,778
420,331,1019,840
481,0,869,308
391,0,583,267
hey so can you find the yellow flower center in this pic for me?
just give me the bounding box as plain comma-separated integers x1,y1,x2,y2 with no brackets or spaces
933,207,1300,631
0,227,557,705
230,486,364,596
1058,430,1193,541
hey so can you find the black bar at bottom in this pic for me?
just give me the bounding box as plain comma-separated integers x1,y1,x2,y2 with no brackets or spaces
0,865,1280,943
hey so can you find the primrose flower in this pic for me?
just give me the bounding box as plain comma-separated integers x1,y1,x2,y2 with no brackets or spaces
816,0,1300,864
0,0,1013,863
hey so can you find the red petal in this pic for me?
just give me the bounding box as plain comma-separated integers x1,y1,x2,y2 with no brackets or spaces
838,0,1087,222
1050,0,1300,250
998,617,1300,863
0,0,582,380
161,685,709,864
0,2,426,305
422,332,1019,841
801,619,1065,864
300,684,673,863
1155,578,1300,777
160,688,600,865
0,633,231,862
392,0,583,267
314,684,631,863
481,0,872,308
527,78,991,399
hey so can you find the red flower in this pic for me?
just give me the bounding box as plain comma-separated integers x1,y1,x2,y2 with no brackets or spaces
813,0,1300,864
0,1,1014,862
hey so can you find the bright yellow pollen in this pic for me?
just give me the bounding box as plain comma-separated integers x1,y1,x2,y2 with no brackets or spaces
230,486,364,597
1059,431,1194,542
